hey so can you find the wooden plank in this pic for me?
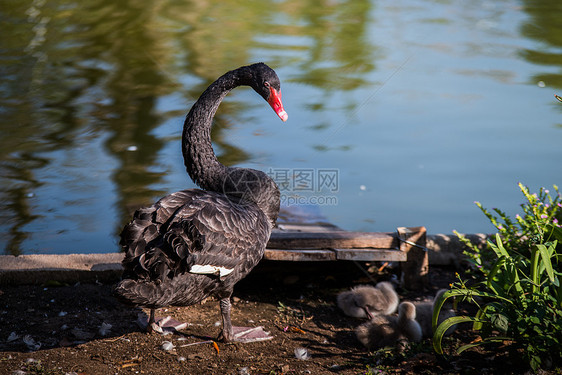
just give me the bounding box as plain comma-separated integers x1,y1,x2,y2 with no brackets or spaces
267,231,397,250
275,222,341,232
264,247,406,262
333,248,407,262
263,249,336,261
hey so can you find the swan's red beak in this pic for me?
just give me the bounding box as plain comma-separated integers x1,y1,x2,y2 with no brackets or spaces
268,86,288,122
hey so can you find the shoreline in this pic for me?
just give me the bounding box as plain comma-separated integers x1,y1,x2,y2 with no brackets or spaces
0,233,487,285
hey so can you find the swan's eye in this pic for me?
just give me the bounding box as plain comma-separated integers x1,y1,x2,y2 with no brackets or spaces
264,81,271,88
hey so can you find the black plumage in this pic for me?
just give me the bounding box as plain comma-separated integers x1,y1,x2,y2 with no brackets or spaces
113,63,287,341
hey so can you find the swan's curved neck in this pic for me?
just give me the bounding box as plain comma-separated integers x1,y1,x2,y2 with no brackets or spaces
181,66,280,226
182,69,244,191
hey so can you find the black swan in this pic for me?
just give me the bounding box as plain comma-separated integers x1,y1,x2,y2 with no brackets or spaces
336,282,399,319
355,301,422,350
113,63,287,342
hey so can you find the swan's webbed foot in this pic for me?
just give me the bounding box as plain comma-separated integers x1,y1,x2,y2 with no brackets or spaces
147,315,169,334
139,309,187,334
218,298,273,343
218,326,273,343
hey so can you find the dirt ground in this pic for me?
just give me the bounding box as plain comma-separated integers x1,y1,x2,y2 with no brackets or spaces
0,261,551,375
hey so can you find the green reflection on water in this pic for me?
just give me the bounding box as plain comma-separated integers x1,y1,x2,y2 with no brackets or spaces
520,1,562,89
0,0,374,254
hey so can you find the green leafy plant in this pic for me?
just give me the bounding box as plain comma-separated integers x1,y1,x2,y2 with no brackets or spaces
433,184,562,372
456,183,561,273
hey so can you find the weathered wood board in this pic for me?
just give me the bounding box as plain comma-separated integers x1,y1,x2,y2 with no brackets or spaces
265,223,423,263
265,223,428,289
267,231,398,250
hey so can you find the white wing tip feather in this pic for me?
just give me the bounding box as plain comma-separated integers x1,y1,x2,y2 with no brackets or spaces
189,264,234,278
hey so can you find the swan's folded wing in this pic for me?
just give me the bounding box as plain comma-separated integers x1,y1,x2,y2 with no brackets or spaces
120,190,204,279
170,193,271,279
121,190,271,282
120,190,202,257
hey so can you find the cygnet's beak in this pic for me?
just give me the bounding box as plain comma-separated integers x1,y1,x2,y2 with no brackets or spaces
363,307,374,320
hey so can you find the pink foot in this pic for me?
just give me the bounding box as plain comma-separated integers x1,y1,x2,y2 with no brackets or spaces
137,313,188,334
231,326,273,343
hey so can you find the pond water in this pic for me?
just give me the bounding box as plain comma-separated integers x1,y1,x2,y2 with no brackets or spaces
1,0,561,255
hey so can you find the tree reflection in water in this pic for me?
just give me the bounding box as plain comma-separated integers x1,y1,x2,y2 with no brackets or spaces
0,0,374,254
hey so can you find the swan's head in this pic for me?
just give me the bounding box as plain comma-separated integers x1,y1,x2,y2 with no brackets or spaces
398,302,417,320
249,63,288,122
352,287,382,319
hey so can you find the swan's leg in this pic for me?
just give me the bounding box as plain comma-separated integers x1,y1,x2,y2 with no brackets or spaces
219,298,234,342
149,308,155,325
218,297,273,343
146,308,160,334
